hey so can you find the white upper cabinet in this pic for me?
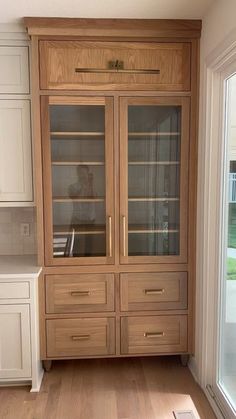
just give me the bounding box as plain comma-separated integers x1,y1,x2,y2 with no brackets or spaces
0,100,33,202
0,46,29,94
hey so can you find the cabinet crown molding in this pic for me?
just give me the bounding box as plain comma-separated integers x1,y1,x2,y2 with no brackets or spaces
23,17,202,39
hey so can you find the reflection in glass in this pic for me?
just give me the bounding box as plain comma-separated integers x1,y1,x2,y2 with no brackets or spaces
128,105,181,256
49,104,106,258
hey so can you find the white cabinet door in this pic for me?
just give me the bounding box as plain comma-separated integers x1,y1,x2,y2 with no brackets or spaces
0,304,31,379
0,46,29,94
0,100,33,202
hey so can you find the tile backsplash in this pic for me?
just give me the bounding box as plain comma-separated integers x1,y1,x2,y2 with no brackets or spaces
0,207,36,255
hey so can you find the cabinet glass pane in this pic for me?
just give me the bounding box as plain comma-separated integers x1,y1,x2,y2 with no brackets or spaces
49,105,106,258
128,105,181,256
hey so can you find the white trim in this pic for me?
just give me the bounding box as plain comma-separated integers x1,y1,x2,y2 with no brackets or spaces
196,26,236,419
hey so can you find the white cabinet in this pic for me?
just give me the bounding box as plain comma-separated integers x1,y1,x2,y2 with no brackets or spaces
0,304,31,379
0,42,33,206
0,46,29,94
0,269,43,392
0,100,33,202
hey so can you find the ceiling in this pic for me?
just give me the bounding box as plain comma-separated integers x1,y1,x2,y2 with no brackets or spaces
0,0,215,24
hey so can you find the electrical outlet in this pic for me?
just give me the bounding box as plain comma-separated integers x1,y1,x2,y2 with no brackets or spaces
20,223,30,237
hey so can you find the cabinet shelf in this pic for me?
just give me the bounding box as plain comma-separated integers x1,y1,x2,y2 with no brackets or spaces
51,131,105,138
54,225,105,235
128,161,179,166
53,196,105,202
128,197,179,202
129,227,179,234
128,132,180,137
52,161,104,166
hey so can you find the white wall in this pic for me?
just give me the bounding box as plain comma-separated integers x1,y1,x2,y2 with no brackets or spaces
201,0,236,58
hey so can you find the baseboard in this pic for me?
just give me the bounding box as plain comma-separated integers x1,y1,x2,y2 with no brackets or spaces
188,356,199,383
30,369,44,392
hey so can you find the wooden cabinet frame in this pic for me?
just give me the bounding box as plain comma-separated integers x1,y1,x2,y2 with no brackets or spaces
41,96,115,266
24,17,201,362
119,96,190,264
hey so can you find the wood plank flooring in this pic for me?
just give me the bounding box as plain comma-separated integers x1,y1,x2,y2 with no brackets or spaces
0,357,216,419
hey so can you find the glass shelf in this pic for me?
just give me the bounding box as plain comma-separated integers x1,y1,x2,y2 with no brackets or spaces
128,132,180,137
128,161,180,165
128,197,179,202
53,197,105,202
51,131,105,137
52,161,105,166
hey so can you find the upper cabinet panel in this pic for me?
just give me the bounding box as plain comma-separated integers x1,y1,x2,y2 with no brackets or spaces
39,41,191,91
0,47,29,94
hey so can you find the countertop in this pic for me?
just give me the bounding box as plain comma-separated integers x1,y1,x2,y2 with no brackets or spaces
0,255,42,278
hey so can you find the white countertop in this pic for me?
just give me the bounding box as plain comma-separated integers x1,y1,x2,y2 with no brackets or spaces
0,255,42,278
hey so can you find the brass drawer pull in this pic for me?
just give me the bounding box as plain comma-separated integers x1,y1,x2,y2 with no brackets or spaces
122,216,126,257
70,291,90,297
144,332,165,338
75,60,160,75
71,335,90,341
144,289,164,295
108,215,112,257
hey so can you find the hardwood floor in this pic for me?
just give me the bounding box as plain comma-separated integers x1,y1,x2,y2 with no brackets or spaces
0,357,216,419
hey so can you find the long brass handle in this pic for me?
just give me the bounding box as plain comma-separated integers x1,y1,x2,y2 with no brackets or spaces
75,68,160,75
71,335,90,341
122,216,126,257
108,216,112,257
145,289,164,295
144,332,165,338
71,291,90,297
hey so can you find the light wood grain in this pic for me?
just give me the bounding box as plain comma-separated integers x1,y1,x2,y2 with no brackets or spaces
0,356,216,419
39,41,191,91
46,317,115,357
120,272,187,311
121,315,187,354
46,273,114,313
24,17,202,38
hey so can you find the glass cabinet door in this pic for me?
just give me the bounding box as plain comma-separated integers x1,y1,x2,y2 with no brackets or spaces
120,97,189,263
42,97,114,265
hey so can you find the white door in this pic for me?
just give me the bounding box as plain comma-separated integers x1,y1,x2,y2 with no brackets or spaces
0,100,33,202
0,305,31,379
211,72,236,418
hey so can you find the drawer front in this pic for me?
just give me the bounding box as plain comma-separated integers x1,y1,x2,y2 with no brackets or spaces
0,281,30,300
46,317,115,357
46,274,115,314
0,46,29,94
121,315,187,354
39,41,191,91
120,272,187,311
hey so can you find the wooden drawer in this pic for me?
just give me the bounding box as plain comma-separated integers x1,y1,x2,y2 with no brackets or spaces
46,317,115,357
121,315,187,354
120,272,187,311
45,274,114,314
0,46,29,94
0,281,30,300
39,41,191,91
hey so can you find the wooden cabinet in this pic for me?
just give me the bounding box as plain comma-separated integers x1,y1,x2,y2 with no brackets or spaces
39,41,191,91
46,317,115,357
45,273,115,313
25,18,201,365
121,315,187,354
